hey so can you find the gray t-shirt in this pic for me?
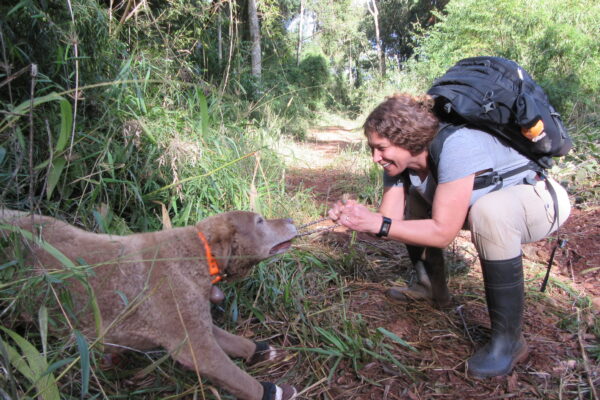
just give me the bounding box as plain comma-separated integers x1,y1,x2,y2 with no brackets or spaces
383,127,537,206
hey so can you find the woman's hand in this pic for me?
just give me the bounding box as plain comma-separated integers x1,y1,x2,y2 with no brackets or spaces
328,198,382,234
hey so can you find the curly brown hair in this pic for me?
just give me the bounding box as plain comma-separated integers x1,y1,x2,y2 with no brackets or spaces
363,93,439,155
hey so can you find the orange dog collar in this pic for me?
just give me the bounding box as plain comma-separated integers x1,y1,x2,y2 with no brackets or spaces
197,231,222,284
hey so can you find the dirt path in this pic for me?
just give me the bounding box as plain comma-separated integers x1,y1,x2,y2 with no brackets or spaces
283,126,599,399
283,126,366,204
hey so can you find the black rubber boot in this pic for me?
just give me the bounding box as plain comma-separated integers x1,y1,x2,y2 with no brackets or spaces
467,255,529,378
386,246,450,308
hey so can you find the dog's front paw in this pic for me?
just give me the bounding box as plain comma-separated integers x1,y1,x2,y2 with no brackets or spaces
260,382,297,400
248,341,287,366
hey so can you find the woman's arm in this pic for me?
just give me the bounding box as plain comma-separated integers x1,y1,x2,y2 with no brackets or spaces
378,185,405,220
331,174,474,248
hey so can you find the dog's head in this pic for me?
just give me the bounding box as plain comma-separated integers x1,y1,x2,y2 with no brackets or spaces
195,211,297,280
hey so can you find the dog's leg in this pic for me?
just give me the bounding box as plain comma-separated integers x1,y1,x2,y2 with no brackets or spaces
212,325,256,359
158,280,270,400
212,325,283,365
170,330,265,400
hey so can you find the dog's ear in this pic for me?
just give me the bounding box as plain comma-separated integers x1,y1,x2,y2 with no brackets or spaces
195,215,236,269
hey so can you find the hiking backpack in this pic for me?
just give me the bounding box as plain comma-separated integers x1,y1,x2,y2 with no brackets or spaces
427,56,572,174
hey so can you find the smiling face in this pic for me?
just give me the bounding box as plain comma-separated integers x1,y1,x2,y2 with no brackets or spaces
367,130,418,176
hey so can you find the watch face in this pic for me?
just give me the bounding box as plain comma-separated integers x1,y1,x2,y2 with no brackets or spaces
378,217,391,237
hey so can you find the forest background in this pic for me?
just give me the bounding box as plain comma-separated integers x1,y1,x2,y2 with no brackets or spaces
0,0,598,399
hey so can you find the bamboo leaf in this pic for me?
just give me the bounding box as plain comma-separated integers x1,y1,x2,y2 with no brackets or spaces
74,330,90,398
86,285,104,342
377,327,418,352
115,290,129,306
0,260,18,271
581,267,599,275
287,346,343,357
315,327,348,352
43,357,76,376
0,92,66,134
0,224,76,269
0,335,35,382
0,335,18,399
57,98,73,153
46,156,67,200
0,326,61,400
7,0,29,16
198,89,209,135
38,306,49,359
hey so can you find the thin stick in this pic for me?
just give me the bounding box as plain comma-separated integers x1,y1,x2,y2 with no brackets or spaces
64,0,80,197
0,29,25,203
168,277,207,400
39,119,53,202
28,64,37,212
0,28,13,101
456,305,475,345
221,0,235,96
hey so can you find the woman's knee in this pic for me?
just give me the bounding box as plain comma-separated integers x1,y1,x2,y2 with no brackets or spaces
468,191,523,260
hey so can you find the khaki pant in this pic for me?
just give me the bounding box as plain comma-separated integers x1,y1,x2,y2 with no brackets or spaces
406,178,571,260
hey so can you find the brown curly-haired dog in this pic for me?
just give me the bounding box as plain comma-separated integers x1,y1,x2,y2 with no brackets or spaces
0,209,297,400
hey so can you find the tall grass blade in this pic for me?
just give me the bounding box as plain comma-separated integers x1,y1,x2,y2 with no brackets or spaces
0,326,61,400
74,330,90,398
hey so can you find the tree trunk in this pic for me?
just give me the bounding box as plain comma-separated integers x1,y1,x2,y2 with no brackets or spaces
248,0,261,79
297,0,304,66
367,0,385,77
221,0,236,95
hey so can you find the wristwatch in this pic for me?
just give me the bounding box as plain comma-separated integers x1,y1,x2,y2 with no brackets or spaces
376,216,392,238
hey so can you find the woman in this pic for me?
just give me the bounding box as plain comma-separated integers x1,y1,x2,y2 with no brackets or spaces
328,93,571,378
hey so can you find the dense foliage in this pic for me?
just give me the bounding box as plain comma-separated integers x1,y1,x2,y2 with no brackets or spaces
406,0,600,118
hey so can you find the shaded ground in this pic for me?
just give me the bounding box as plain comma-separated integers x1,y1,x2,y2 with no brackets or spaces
285,127,599,399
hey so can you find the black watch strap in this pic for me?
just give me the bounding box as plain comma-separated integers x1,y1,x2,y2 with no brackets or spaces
376,216,392,237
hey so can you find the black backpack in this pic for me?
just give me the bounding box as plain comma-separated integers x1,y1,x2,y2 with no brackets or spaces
427,56,572,174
